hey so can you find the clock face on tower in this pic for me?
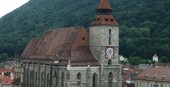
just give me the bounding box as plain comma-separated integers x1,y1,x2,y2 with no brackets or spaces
106,48,113,56
105,47,114,59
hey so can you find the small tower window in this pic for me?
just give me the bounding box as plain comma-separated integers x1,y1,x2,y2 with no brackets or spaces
109,29,111,45
111,19,114,22
82,37,85,40
97,18,100,21
105,18,108,21
108,59,112,65
77,73,81,86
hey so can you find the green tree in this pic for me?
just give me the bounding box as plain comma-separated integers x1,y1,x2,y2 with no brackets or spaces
0,53,8,62
159,56,169,63
129,56,143,65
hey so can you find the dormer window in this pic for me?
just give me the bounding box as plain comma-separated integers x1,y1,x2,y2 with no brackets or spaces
154,74,157,78
105,18,108,21
111,19,114,22
82,37,85,40
145,74,149,77
162,75,166,79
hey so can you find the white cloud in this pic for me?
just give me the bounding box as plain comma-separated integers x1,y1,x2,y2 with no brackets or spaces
0,0,29,18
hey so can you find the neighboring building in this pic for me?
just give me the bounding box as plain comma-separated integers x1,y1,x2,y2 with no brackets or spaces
120,56,124,61
153,54,158,62
138,64,151,70
135,67,170,87
122,68,133,84
119,55,128,63
121,65,136,87
13,0,122,87
0,69,14,87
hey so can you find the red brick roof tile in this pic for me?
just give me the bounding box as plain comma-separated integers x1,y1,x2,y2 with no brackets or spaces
135,67,170,82
20,26,100,66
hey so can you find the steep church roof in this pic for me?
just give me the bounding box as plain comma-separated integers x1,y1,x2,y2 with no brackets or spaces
20,26,100,66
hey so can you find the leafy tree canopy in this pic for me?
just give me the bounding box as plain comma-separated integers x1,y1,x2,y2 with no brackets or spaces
0,0,170,61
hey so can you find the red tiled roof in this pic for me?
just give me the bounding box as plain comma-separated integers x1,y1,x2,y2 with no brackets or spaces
20,26,100,66
21,27,81,60
97,0,112,9
2,76,13,85
71,46,100,66
0,69,14,73
21,38,39,58
135,67,170,82
0,69,14,85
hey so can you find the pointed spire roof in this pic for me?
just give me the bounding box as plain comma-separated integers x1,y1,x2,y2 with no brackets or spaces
97,0,112,9
91,0,118,26
153,54,158,58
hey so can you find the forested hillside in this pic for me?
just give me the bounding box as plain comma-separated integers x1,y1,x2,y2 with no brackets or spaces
0,0,170,62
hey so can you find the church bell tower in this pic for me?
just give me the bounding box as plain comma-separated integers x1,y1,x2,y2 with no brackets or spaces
89,0,119,65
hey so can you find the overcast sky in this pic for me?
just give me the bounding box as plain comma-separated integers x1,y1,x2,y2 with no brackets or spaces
0,0,29,18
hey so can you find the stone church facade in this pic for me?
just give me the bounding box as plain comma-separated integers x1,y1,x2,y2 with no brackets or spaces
13,0,122,87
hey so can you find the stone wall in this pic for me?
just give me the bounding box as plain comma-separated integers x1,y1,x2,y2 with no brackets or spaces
89,25,119,65
135,80,170,87
14,62,122,87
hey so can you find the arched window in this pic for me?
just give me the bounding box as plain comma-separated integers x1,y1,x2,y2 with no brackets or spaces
108,59,112,65
54,70,58,87
30,71,34,87
109,29,111,45
92,73,98,87
35,72,38,87
25,69,29,84
77,73,81,87
61,72,64,87
47,73,51,87
41,72,45,87
108,72,113,87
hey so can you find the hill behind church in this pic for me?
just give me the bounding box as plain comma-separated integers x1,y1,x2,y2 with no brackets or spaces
0,0,170,62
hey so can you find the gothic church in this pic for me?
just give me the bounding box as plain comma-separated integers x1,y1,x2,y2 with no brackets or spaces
14,0,122,87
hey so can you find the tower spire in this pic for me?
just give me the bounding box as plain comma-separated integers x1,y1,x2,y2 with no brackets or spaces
91,0,118,26
97,0,112,10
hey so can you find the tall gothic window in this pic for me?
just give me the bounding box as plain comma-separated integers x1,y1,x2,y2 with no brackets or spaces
92,73,98,87
35,72,38,87
41,72,45,87
77,73,81,87
30,71,34,87
108,72,113,87
54,70,58,87
109,29,111,45
61,72,64,87
25,69,29,84
47,73,51,87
